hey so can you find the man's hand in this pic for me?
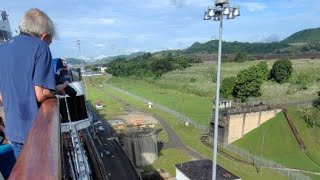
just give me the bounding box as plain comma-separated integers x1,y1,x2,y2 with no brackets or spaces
35,86,55,102
56,81,69,95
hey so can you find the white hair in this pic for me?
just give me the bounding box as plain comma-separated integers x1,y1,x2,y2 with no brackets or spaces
19,8,56,37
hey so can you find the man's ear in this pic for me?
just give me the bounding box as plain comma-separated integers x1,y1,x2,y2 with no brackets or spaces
40,33,52,45
40,33,48,41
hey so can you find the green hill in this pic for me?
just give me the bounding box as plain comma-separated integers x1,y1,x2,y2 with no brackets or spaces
183,40,289,54
91,28,320,67
282,28,320,44
89,52,146,65
234,107,320,175
65,58,85,65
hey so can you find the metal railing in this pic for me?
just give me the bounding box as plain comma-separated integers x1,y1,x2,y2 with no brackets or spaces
9,98,61,180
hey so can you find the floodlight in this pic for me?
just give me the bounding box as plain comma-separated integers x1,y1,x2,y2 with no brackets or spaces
208,9,215,17
227,12,235,19
233,7,240,16
223,5,230,15
203,11,211,20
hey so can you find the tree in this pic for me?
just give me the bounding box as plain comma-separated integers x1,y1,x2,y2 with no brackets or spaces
234,51,248,63
150,58,173,77
220,76,236,99
269,59,293,83
256,61,269,80
233,64,266,101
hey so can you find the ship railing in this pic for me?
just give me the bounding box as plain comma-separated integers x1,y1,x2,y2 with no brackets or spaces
9,98,61,180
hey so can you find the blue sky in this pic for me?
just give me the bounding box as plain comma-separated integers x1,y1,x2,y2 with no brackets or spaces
2,0,320,61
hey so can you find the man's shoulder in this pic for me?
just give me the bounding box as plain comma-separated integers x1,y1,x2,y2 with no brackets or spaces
16,34,47,46
1,35,43,47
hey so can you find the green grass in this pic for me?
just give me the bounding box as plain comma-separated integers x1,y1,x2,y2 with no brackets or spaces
87,76,288,179
86,78,124,120
157,128,169,143
288,107,320,167
234,108,320,174
143,148,192,176
108,77,212,125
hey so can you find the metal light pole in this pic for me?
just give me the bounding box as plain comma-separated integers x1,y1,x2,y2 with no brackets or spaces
203,1,240,179
76,39,84,72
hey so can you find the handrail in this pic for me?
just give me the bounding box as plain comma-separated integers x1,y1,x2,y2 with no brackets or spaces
9,98,61,180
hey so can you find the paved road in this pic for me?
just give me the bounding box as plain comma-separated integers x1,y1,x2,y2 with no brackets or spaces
152,113,205,160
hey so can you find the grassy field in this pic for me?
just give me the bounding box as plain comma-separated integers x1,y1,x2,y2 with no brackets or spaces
87,76,288,179
143,148,192,176
288,107,320,166
86,80,124,120
138,59,320,104
108,77,212,125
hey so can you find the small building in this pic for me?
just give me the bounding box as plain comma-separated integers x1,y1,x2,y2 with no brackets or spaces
148,102,153,108
95,101,104,109
175,159,240,180
219,99,232,109
100,67,107,73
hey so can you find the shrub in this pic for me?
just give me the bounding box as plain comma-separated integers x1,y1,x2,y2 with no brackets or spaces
233,64,266,101
234,51,248,63
269,59,293,83
256,61,269,80
289,71,310,90
190,77,197,82
220,76,236,99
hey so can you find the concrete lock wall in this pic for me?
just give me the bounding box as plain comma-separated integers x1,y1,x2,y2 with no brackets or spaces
123,133,158,167
227,114,244,144
226,109,281,144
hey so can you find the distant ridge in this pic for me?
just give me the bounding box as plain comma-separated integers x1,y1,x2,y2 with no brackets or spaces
89,27,320,64
90,52,145,65
183,40,288,54
282,28,320,44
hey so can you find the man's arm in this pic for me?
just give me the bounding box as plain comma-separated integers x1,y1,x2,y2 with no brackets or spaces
34,81,69,102
0,93,2,103
34,86,55,103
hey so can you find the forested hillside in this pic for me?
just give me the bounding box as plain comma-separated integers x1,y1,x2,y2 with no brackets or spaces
183,40,289,54
282,28,320,44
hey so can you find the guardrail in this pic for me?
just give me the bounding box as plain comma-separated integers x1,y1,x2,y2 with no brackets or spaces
9,98,61,180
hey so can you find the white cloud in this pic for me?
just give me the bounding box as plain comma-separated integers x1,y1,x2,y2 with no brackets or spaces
241,2,266,12
79,17,116,25
95,44,105,47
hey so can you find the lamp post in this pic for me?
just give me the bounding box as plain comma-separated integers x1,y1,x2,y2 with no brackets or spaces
76,39,84,72
203,1,240,180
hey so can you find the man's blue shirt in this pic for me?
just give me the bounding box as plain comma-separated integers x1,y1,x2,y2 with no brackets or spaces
0,34,55,143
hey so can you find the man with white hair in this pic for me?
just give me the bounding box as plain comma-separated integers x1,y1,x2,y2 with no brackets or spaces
0,8,67,160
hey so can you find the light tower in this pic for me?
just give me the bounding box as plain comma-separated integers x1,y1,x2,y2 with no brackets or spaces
76,39,84,72
203,0,240,179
